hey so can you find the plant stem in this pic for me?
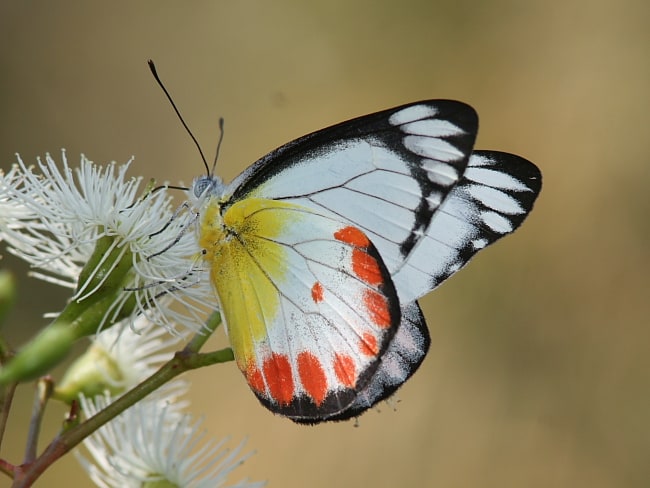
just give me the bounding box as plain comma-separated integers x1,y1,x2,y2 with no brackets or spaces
23,378,53,463
0,331,16,451
0,381,16,454
11,346,233,487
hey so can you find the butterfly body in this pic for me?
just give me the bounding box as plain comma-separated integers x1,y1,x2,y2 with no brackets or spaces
191,100,541,423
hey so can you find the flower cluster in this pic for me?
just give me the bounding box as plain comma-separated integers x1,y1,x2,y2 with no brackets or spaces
1,150,212,333
0,152,262,487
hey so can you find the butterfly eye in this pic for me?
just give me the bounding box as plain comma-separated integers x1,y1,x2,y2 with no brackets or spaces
193,178,210,197
192,176,223,198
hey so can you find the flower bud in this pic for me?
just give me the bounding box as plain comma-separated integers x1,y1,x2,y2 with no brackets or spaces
54,342,124,403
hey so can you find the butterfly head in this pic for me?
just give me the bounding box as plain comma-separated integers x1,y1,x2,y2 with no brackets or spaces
191,175,226,200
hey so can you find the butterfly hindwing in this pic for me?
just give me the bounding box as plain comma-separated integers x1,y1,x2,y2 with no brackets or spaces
323,301,431,422
198,196,401,422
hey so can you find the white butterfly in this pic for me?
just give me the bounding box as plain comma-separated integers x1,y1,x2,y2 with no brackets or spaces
188,100,541,423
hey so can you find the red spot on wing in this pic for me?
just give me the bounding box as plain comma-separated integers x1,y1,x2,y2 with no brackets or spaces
311,281,324,303
262,353,294,406
359,332,379,356
334,226,384,287
334,226,369,248
364,289,392,328
246,364,265,394
297,352,328,406
333,353,356,388
351,248,383,286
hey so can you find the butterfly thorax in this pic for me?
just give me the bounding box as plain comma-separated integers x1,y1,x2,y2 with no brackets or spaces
192,175,231,243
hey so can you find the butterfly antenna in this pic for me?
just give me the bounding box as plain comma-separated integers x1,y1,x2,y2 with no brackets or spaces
211,117,225,175
147,59,210,175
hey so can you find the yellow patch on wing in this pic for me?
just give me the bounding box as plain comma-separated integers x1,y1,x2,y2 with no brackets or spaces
199,197,305,368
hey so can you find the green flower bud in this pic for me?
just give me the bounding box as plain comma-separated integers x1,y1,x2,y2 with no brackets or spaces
54,342,124,403
0,270,16,328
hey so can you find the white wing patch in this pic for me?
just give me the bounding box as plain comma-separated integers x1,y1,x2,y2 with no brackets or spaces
388,104,438,125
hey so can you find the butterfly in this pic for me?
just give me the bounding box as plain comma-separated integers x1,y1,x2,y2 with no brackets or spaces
189,100,541,424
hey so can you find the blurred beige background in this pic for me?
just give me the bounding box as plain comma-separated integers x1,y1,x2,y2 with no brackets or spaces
1,1,649,487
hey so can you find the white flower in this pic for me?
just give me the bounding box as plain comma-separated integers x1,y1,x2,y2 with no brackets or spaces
0,151,213,333
78,393,264,488
93,317,188,389
0,163,33,227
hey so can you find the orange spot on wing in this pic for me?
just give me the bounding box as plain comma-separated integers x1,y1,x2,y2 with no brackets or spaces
334,226,369,248
359,332,379,356
333,353,356,388
297,352,328,406
311,281,324,303
364,289,392,328
263,353,294,406
351,248,383,286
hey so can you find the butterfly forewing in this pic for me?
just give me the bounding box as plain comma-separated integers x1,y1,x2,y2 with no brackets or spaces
392,150,542,302
226,101,478,275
